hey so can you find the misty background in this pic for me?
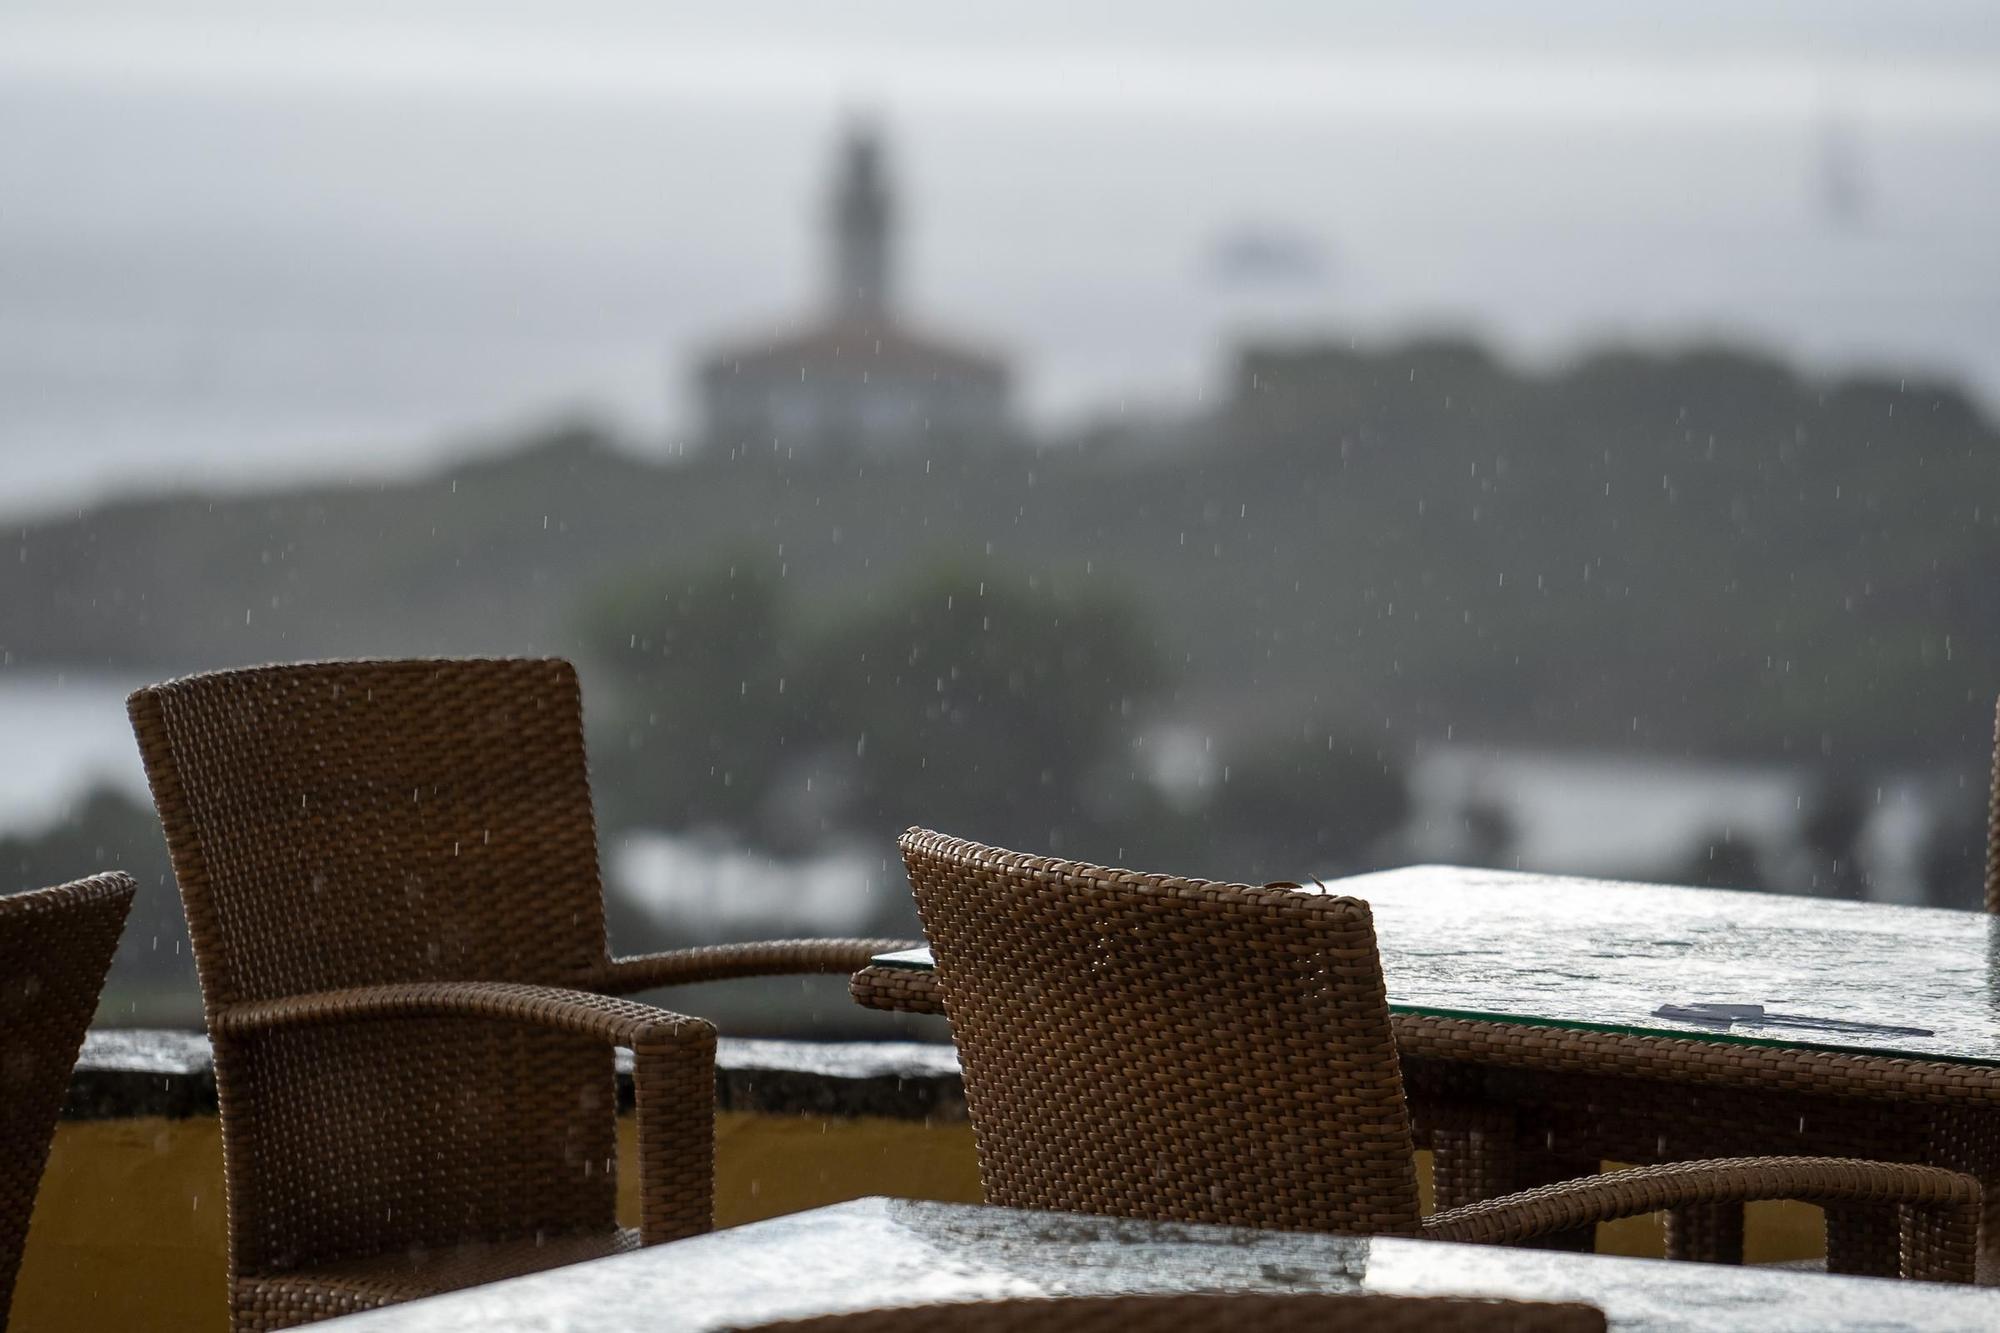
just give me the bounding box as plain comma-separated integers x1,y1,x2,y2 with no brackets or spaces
4,1,1999,1033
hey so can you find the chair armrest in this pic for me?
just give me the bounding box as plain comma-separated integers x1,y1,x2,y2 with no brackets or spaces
598,939,922,994
1423,1157,1980,1283
214,982,716,1245
215,980,709,1045
850,964,945,1015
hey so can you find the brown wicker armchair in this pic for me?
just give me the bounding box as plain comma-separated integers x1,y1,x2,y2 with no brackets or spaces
1,873,135,1328
898,828,1982,1282
128,659,914,1332
732,1292,1607,1333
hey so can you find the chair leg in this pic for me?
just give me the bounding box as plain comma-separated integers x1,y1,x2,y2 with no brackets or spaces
1663,1201,1744,1265
1825,1203,1901,1279
1902,1200,1982,1285
1416,1098,1592,1252
1928,1105,2000,1283
1428,1108,1519,1212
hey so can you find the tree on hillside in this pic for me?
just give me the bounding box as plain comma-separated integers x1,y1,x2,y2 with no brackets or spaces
1194,729,1410,882
575,555,798,832
797,564,1167,851
1918,772,1988,911
1798,773,1870,898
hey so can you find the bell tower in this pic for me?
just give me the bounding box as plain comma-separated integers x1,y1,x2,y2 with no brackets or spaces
829,120,893,322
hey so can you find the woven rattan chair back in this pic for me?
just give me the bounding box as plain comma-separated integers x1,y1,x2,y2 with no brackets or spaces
1987,697,2000,913
0,873,134,1327
899,828,1422,1236
733,1292,1607,1333
128,660,624,1280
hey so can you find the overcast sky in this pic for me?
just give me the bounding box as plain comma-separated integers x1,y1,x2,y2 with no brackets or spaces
5,1,1998,57
7,2,1999,79
5,1,1996,510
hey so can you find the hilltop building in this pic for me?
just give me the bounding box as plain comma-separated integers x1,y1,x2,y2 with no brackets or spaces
696,122,1012,456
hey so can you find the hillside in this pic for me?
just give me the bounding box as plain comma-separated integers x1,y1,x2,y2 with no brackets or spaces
5,335,1996,771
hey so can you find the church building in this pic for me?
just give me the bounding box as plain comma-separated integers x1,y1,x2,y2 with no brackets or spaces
696,122,1012,455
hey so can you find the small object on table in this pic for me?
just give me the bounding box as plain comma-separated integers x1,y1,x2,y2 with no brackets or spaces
1653,1003,1936,1039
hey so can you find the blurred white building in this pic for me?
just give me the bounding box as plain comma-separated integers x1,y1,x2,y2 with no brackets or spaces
696,122,1011,455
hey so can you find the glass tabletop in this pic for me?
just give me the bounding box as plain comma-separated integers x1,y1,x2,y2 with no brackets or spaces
319,1196,2000,1332
871,865,2000,1066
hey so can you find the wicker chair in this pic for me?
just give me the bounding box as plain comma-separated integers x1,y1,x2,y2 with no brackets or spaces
731,1292,1607,1333
898,828,1982,1282
1,873,135,1328
128,659,915,1332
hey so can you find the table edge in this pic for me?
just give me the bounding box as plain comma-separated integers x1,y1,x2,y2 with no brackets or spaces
852,965,2000,1105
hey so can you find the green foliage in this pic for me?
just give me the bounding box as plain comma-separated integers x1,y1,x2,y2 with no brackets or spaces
575,554,796,831
576,552,1171,854
1193,728,1410,881
799,564,1166,846
573,548,1422,887
8,332,1998,828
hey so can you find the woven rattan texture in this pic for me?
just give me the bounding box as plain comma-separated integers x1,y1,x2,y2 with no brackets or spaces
900,828,1421,1236
852,930,2000,1270
1421,1155,1978,1280
1988,696,2000,916
732,1292,1608,1333
853,968,2000,1108
131,658,914,1329
133,658,611,1003
848,956,1998,1266
849,966,944,1015
129,660,725,1330
897,830,1984,1282
0,874,134,1328
850,962,2000,1268
1403,1024,2000,1272
849,933,1991,1252
602,939,917,994
1399,1010,2000,1270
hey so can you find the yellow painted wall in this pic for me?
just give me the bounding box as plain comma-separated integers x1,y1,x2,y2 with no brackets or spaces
12,1113,984,1333
14,1117,229,1333
10,1122,1819,1333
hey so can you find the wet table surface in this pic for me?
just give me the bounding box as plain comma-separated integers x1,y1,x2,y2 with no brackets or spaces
875,866,2000,1066
319,1197,2000,1332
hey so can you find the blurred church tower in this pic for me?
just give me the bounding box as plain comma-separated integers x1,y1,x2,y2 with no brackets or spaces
696,119,1012,456
831,123,892,320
